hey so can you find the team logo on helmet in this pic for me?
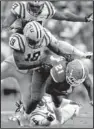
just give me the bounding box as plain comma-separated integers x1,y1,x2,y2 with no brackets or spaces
66,59,86,87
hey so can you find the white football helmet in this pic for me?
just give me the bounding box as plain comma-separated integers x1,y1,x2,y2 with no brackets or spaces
29,96,55,126
23,21,45,48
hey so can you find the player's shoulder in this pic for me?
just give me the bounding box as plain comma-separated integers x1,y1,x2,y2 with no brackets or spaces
43,28,57,46
50,57,66,83
11,2,25,18
44,1,55,10
43,28,52,45
9,33,25,52
44,1,56,18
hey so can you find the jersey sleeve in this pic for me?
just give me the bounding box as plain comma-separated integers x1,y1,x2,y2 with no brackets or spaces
9,33,25,53
45,1,56,19
11,2,25,18
44,28,57,46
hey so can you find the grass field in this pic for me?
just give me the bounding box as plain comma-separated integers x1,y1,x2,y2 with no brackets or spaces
1,95,93,128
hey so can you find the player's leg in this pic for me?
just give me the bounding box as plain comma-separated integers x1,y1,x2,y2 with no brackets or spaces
1,60,14,80
51,95,63,123
18,72,33,107
13,70,49,127
1,55,24,80
51,98,81,126
24,70,49,114
59,101,81,124
52,95,62,108
1,55,33,107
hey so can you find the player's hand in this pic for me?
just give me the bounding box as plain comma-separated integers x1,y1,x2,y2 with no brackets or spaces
89,100,93,106
85,13,93,22
41,63,52,71
85,52,93,60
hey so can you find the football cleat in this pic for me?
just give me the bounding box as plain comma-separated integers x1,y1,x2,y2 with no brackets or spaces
8,100,23,122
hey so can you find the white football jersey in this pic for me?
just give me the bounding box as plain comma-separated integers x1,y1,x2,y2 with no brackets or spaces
9,26,58,71
11,1,56,25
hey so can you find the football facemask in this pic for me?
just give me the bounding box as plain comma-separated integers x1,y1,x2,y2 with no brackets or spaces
27,1,44,15
66,74,86,87
66,60,86,87
26,37,42,49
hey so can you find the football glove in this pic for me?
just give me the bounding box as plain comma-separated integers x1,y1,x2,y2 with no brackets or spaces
89,100,93,106
85,13,93,22
85,52,93,60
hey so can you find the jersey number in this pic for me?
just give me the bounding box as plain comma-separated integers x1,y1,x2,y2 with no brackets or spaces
12,3,18,10
25,51,40,61
10,38,16,46
55,64,64,74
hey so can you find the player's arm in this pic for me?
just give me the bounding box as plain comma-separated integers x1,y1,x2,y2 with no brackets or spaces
46,29,92,61
13,50,42,70
2,2,22,30
48,38,91,62
83,75,93,105
46,75,67,96
2,11,17,30
53,9,93,22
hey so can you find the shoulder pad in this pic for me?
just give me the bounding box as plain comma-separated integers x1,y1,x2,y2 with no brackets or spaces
9,33,25,52
44,28,52,46
45,1,56,18
11,2,25,18
44,28,57,46
50,60,66,83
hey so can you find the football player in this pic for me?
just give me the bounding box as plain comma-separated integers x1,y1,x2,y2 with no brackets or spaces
1,21,92,126
29,96,81,127
2,1,93,33
45,58,93,123
9,95,81,127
